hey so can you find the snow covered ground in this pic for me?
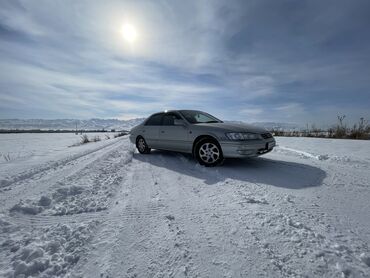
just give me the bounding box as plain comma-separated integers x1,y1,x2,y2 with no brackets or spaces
0,135,369,277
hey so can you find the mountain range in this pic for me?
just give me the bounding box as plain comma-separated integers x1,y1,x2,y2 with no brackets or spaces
0,118,145,131
0,118,302,131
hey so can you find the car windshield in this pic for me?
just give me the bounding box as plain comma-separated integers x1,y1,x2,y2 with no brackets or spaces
179,110,222,124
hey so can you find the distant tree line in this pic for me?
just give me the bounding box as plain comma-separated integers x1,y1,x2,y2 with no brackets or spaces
271,116,370,140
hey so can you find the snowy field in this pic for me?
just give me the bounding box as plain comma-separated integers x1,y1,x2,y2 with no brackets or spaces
0,134,370,277
0,132,119,164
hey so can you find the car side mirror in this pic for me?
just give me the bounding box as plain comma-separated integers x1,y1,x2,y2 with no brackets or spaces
174,119,186,126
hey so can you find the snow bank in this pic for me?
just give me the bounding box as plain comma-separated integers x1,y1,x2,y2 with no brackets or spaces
1,219,98,277
274,137,370,167
0,137,134,277
0,134,127,190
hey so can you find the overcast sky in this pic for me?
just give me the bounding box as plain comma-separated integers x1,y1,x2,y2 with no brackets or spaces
0,0,369,125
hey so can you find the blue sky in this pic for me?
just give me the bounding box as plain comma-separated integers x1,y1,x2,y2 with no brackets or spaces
0,0,369,126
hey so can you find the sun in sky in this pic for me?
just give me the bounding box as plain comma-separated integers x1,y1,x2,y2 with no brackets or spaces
121,23,138,43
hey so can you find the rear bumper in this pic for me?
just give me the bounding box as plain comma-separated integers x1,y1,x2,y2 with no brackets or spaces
220,139,275,158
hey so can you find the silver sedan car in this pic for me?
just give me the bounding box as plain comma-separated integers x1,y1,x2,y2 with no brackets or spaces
129,110,275,166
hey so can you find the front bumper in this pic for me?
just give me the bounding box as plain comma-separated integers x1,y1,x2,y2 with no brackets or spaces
220,139,275,158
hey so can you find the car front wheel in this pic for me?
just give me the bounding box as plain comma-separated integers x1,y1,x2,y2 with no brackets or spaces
136,137,151,154
195,138,223,166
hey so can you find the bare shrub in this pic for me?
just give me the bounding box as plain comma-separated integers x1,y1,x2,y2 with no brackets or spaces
349,118,369,139
92,136,101,142
334,115,347,138
327,127,335,138
105,134,110,140
80,134,89,144
1,153,11,162
310,124,323,137
114,132,127,138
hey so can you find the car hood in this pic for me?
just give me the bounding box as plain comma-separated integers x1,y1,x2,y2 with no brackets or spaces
195,122,267,133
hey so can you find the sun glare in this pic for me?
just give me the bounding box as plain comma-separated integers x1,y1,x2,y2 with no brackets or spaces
122,23,137,43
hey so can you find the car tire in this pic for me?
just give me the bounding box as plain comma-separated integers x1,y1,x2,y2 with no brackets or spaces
136,136,151,154
195,138,224,167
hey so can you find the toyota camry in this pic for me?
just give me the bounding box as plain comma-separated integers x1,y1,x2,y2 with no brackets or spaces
129,110,275,166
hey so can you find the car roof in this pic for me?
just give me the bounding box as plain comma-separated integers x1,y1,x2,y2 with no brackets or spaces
146,110,207,120
152,110,202,114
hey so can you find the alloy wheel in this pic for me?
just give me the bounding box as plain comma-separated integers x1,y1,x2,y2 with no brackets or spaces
198,142,220,164
138,138,146,152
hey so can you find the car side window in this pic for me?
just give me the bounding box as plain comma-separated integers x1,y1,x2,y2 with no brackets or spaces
162,113,181,126
195,113,210,122
145,113,164,126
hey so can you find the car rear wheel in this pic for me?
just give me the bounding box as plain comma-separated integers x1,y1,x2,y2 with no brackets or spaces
136,137,151,154
195,138,223,167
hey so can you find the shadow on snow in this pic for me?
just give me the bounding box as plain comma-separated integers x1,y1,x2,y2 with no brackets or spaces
133,150,326,189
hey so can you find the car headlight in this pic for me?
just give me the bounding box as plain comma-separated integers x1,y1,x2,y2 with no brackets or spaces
225,132,260,140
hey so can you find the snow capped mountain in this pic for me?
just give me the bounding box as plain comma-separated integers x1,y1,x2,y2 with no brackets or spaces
0,118,145,131
0,118,302,131
250,122,302,131
226,121,302,131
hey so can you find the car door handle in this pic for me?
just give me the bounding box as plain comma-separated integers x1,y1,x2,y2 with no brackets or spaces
161,130,165,133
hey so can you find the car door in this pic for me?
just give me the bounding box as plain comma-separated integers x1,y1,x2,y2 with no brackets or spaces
141,113,163,149
158,112,192,152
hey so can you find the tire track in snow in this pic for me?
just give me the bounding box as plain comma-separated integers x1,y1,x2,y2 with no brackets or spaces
138,152,275,277
175,152,370,277
0,139,134,277
0,138,129,212
140,151,368,277
75,156,171,276
0,137,125,190
74,152,204,277
9,138,365,278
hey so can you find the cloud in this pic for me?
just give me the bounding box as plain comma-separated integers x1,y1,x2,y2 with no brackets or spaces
239,108,265,122
0,0,369,125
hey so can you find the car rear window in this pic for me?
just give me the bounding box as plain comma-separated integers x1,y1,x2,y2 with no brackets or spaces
145,113,163,125
162,113,181,126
